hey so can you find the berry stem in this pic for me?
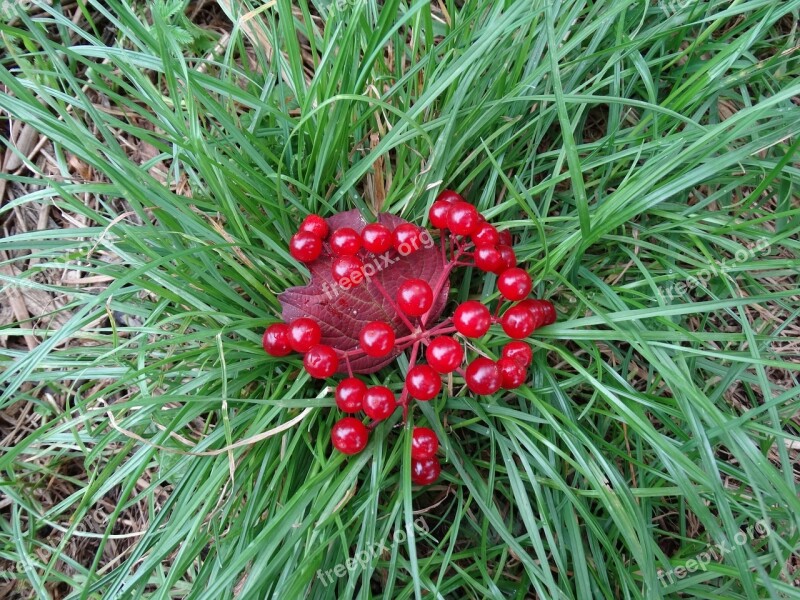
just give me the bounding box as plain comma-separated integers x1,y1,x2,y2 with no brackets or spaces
338,346,368,359
394,336,418,350
397,387,410,422
421,325,458,340
421,258,458,328
402,340,421,421
392,319,456,349
344,353,354,378
370,276,417,331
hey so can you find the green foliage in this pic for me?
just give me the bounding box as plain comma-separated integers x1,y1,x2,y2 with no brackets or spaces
1,0,799,598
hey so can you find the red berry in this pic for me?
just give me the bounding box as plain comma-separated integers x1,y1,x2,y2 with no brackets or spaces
446,201,480,236
453,300,491,338
299,214,329,239
471,223,499,247
425,336,464,373
464,357,502,395
500,305,536,339
289,231,322,262
497,357,526,389
497,268,532,301
303,344,338,378
361,223,392,254
392,223,422,254
335,378,367,413
517,299,546,330
406,364,442,401
262,323,292,356
497,245,516,269
531,299,557,325
411,427,439,460
436,189,463,204
288,318,321,352
329,227,361,256
474,245,505,273
517,299,556,327
332,255,364,283
397,279,433,317
498,230,513,246
501,341,533,367
429,201,452,229
363,386,397,421
411,457,441,485
331,417,368,455
359,321,395,357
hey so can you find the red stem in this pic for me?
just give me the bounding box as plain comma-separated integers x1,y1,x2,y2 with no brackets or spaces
402,340,421,421
344,353,354,377
371,276,417,331
493,301,503,319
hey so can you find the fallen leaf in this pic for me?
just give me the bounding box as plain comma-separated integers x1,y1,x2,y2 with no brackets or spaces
279,210,449,374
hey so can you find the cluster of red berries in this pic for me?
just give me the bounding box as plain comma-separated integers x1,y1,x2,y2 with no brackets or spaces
263,190,556,486
288,213,427,285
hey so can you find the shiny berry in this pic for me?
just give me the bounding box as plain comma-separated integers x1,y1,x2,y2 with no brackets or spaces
299,214,328,239
453,300,491,338
335,378,367,413
446,201,480,236
288,318,321,352
425,336,464,373
471,223,499,247
428,201,452,229
531,299,557,325
363,386,397,421
331,417,368,455
359,321,395,358
501,341,533,367
497,245,516,269
500,305,536,339
474,245,505,273
498,230,513,246
397,279,433,317
329,227,361,256
411,427,439,460
361,223,392,254
436,189,463,204
517,299,546,329
464,357,502,395
497,357,526,389
392,223,422,254
517,299,556,327
332,255,364,283
498,268,532,301
411,457,441,485
262,323,292,356
289,231,322,262
303,344,338,378
406,365,442,401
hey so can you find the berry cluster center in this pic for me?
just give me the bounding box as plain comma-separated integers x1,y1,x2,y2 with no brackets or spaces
262,190,557,485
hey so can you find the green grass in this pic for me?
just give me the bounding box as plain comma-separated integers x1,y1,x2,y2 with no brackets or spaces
1,0,799,598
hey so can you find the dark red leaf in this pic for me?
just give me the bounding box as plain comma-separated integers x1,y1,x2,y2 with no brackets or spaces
279,210,449,374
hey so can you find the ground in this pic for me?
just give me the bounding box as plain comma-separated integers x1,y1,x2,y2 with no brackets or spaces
0,0,799,598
